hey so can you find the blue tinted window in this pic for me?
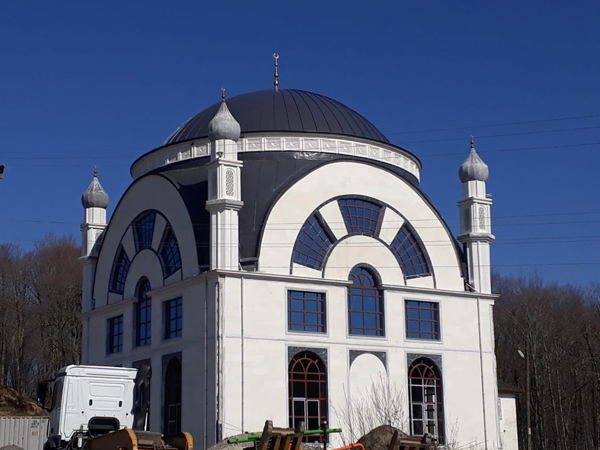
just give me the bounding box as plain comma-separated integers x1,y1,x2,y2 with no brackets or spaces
160,227,182,277
134,213,156,252
107,315,123,354
164,298,183,339
338,199,382,236
135,278,152,347
348,267,384,336
110,245,130,294
292,215,334,269
405,301,440,340
391,227,430,277
288,291,326,333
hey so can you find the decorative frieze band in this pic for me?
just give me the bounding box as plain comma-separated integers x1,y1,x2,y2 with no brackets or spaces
132,136,421,181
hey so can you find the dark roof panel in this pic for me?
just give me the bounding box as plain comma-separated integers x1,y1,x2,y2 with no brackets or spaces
164,89,390,145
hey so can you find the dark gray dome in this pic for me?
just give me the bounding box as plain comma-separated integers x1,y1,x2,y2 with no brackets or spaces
165,89,390,145
82,171,109,209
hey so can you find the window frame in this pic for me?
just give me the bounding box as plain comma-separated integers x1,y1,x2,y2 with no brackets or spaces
337,198,383,237
390,225,431,278
404,300,441,341
159,226,182,278
292,213,336,270
133,212,156,253
134,278,152,347
163,357,182,435
288,351,328,439
408,358,445,443
286,290,327,334
109,245,131,294
107,315,124,354
163,298,183,340
346,266,386,338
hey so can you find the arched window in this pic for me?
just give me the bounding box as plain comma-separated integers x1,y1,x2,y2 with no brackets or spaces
159,226,182,277
289,351,327,433
408,358,444,443
338,198,382,236
164,357,182,435
133,212,156,252
348,267,384,336
135,278,151,347
293,214,335,269
390,225,430,277
110,245,131,294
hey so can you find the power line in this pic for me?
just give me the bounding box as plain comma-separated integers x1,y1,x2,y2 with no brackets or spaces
400,125,600,145
384,114,600,136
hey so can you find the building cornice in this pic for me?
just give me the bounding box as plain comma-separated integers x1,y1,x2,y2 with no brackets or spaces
81,296,135,318
131,133,421,181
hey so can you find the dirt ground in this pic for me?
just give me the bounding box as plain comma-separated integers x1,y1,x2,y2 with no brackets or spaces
0,386,47,416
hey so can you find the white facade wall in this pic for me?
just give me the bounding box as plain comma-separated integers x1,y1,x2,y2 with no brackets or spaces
82,135,506,449
217,274,497,447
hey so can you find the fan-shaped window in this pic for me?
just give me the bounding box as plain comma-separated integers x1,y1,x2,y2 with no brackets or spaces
164,357,182,435
293,214,335,269
390,226,430,277
338,199,382,236
289,351,327,435
135,278,152,347
159,226,182,277
133,212,156,252
348,267,384,336
110,245,131,294
409,358,444,443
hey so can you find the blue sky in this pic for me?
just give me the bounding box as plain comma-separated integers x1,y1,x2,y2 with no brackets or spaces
1,1,598,286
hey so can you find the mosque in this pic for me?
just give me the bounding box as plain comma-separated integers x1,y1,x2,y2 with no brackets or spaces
79,60,519,449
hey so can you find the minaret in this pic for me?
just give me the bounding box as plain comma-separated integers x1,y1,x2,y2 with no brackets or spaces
457,137,494,294
205,89,243,270
80,167,109,312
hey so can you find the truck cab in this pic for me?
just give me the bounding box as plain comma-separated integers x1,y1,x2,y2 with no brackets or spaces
40,365,138,449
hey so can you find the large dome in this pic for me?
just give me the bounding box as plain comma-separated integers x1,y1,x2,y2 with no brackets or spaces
164,89,390,145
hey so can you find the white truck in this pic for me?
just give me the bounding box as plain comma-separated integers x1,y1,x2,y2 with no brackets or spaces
36,364,191,450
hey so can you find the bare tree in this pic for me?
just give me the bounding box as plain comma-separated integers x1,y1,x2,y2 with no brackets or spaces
0,234,81,396
333,373,408,445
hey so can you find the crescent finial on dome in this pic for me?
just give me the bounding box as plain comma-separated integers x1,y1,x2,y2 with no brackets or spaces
459,136,489,182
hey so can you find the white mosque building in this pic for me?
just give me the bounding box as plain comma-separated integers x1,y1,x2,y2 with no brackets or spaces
79,77,518,448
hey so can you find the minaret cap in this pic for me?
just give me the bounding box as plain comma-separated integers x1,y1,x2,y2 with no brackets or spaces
208,89,241,142
82,166,109,209
459,136,489,182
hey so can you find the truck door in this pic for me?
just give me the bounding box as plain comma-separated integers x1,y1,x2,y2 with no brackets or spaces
49,378,64,436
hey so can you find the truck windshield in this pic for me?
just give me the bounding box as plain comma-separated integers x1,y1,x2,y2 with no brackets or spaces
51,379,63,411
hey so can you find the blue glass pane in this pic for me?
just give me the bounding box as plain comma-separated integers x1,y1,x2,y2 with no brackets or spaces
351,312,364,327
364,296,376,311
408,320,420,331
420,309,432,320
407,308,419,320
365,314,376,329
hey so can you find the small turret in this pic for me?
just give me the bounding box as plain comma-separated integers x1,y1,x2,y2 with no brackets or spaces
208,90,241,142
82,167,109,209
458,137,489,183
457,137,494,294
